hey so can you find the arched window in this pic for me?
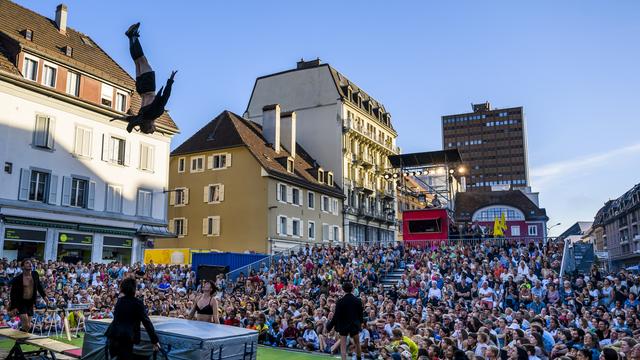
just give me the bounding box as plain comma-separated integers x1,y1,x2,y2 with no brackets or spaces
472,205,525,222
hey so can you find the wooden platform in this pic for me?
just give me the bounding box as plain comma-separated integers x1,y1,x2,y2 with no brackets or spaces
0,328,38,340
26,337,79,352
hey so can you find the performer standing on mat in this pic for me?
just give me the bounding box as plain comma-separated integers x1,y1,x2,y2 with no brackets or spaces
106,277,159,359
111,22,177,134
326,281,364,360
188,280,220,324
9,259,48,332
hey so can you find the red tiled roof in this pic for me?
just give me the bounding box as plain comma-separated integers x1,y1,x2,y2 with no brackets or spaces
0,0,178,132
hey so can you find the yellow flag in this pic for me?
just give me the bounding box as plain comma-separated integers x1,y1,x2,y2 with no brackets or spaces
493,212,507,237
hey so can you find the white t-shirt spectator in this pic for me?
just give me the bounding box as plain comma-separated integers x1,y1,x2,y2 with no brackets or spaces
479,287,495,304
428,287,442,300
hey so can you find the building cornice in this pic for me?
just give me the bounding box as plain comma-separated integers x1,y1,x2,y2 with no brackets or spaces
0,198,167,227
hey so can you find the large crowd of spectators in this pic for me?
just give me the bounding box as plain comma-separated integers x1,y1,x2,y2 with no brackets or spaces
1,239,639,360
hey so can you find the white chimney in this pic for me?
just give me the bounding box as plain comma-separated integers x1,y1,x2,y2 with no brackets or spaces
281,111,296,158
55,4,68,34
262,104,281,153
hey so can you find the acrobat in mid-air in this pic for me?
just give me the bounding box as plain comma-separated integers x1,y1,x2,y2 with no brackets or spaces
112,23,176,134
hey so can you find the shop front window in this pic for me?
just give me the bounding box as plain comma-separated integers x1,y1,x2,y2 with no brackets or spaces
57,232,92,264
101,236,133,264
3,228,47,261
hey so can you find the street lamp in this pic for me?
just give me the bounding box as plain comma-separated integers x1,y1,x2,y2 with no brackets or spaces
546,222,561,231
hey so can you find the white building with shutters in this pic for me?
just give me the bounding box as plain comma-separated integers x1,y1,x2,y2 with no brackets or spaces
0,1,179,263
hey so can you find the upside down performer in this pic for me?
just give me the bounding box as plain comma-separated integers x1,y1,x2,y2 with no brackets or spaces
111,22,177,134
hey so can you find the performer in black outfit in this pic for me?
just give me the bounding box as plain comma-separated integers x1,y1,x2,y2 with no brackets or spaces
9,259,48,332
106,277,159,359
327,282,364,360
111,22,176,134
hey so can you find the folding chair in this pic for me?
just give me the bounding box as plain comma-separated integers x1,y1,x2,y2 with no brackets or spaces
31,312,44,335
73,312,86,337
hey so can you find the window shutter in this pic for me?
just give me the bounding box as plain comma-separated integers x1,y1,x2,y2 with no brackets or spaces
323,224,329,241
83,129,92,157
207,156,214,170
299,220,304,237
184,188,189,204
286,186,292,203
74,127,83,155
144,192,152,217
148,146,154,171
183,218,188,236
276,184,281,201
137,190,144,215
287,218,293,236
219,185,225,202
213,217,220,236
168,219,175,233
169,190,176,206
116,186,123,213
106,185,114,211
87,181,96,209
18,169,30,200
124,141,131,166
46,117,55,149
203,185,209,203
226,153,232,167
102,134,109,161
34,115,46,147
203,218,208,235
140,145,147,170
48,175,58,205
61,176,72,206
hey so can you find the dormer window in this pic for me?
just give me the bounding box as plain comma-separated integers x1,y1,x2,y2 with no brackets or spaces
101,83,113,108
24,29,33,41
327,172,333,186
346,86,352,101
64,46,73,57
318,168,325,183
115,91,128,112
286,157,294,173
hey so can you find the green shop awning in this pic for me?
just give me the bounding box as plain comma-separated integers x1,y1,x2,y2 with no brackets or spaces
3,216,76,230
78,225,136,236
2,216,136,236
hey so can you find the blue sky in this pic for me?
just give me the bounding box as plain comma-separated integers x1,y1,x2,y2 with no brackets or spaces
18,0,640,235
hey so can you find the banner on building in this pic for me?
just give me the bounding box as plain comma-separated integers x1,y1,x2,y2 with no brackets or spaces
143,248,191,265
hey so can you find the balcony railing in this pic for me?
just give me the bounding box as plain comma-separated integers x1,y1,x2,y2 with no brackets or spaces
343,118,399,154
357,207,396,224
355,180,375,193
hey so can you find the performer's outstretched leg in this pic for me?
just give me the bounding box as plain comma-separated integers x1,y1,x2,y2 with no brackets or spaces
126,23,155,106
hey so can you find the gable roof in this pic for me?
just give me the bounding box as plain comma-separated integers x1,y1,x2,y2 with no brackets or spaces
172,110,344,198
248,60,396,133
454,190,548,222
0,0,178,133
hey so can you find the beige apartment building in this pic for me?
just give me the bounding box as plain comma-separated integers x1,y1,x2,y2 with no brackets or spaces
246,59,400,244
157,107,344,253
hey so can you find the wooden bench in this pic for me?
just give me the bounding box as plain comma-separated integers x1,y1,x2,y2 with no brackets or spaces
0,328,82,359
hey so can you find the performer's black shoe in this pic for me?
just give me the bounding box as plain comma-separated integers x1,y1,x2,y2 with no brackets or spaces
125,22,141,38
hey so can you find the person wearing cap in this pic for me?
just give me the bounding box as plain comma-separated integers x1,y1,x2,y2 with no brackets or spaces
391,328,418,360
326,281,364,360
